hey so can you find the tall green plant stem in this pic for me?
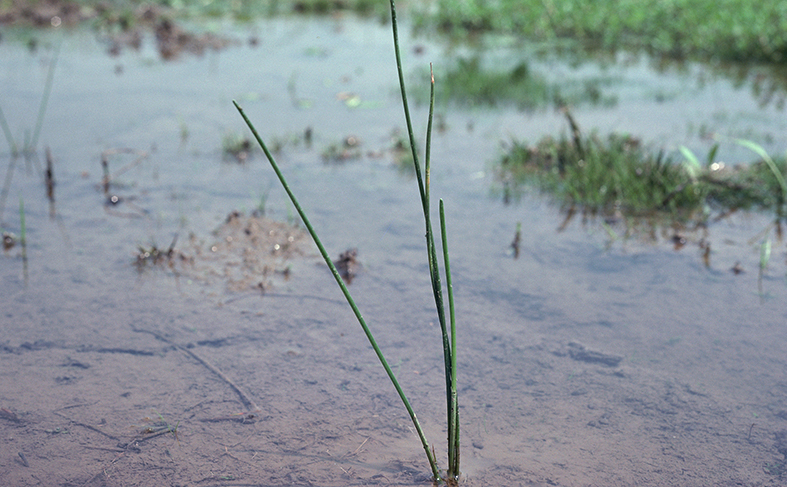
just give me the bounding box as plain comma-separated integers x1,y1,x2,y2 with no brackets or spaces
440,200,459,476
233,101,440,481
389,0,459,477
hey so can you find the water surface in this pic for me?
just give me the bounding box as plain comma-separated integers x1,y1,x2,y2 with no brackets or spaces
1,16,786,486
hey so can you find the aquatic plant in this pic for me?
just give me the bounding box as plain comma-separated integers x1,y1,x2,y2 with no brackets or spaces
234,0,460,482
497,111,787,223
418,0,787,64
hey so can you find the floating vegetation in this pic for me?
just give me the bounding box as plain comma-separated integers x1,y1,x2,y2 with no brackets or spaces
0,0,397,30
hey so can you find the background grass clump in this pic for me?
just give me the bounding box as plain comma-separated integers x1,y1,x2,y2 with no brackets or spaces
420,0,787,64
498,132,708,218
497,123,787,225
0,0,403,26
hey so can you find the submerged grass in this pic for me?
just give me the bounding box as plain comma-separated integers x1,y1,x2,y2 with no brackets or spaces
419,0,787,64
234,0,460,481
497,111,787,227
414,56,615,110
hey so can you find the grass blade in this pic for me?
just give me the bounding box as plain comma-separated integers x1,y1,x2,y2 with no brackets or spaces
233,100,440,481
734,138,787,202
440,199,459,477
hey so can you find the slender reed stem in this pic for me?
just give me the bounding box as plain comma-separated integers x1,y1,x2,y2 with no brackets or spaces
233,101,440,481
389,0,459,477
390,0,450,397
440,200,459,477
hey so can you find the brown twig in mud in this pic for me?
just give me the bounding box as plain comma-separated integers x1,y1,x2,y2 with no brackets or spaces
350,436,370,457
45,146,55,203
17,451,29,467
198,412,259,424
0,407,22,423
131,327,260,412
53,410,121,442
510,222,521,259
99,148,149,194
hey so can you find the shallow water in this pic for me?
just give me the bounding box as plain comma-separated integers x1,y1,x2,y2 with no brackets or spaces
1,16,786,486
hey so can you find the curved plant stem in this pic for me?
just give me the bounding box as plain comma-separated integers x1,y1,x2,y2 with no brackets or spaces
233,101,440,481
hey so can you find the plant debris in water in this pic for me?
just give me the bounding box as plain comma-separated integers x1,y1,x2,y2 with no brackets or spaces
198,210,306,293
134,235,193,271
132,211,307,294
333,248,359,284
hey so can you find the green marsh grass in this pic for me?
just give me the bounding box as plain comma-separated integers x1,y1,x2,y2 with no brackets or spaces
419,0,787,64
234,0,460,481
497,114,787,229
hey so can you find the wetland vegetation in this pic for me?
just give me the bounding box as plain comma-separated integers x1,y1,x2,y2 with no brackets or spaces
2,0,787,486
418,0,787,64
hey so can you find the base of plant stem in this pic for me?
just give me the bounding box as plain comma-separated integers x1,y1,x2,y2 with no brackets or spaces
434,470,463,486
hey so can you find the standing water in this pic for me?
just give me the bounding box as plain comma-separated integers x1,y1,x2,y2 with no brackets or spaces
1,14,786,486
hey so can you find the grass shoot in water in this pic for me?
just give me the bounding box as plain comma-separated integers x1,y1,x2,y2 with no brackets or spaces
233,0,461,481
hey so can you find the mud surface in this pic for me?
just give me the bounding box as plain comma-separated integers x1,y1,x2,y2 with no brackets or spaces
1,15,787,487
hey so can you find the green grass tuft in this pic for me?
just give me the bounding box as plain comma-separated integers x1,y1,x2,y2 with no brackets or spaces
418,0,787,64
497,115,787,226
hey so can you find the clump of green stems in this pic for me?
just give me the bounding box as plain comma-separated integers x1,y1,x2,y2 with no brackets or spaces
497,114,787,225
418,0,787,64
234,0,459,482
